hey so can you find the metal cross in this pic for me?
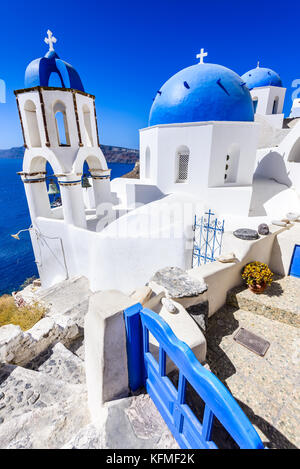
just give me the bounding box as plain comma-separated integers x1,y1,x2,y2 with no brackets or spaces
44,30,57,52
196,48,208,64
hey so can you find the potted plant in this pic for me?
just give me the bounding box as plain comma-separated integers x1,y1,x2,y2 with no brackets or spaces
242,261,273,294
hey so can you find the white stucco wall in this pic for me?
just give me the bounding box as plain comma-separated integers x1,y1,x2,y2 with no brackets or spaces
139,121,258,197
31,192,199,293
250,86,286,116
254,119,300,196
85,290,135,418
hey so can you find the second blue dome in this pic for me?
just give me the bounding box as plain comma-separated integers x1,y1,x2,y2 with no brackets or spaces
241,67,282,90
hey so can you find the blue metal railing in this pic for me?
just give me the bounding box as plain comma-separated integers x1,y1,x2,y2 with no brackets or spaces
192,209,224,267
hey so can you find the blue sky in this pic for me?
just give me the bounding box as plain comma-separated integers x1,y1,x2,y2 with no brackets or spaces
0,0,299,150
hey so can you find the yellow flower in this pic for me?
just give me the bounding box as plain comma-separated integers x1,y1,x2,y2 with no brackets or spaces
242,262,273,286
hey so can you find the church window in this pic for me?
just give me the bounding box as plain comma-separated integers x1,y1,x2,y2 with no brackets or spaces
252,98,258,113
224,144,240,183
176,146,190,183
82,105,94,147
24,100,41,147
53,101,70,146
145,147,151,178
272,97,279,114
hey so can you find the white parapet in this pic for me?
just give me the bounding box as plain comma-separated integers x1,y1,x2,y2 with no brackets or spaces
84,290,135,422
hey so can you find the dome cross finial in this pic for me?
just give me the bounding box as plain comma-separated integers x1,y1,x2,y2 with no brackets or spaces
196,48,208,64
44,30,57,52
257,60,260,68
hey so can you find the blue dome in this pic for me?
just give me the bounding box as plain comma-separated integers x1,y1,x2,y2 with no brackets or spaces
241,67,282,90
25,50,84,92
149,63,254,126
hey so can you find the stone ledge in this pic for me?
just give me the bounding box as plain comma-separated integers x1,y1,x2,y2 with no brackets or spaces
150,266,207,299
227,275,300,328
0,315,81,366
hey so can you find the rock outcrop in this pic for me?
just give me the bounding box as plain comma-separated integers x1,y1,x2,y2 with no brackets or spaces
121,160,140,179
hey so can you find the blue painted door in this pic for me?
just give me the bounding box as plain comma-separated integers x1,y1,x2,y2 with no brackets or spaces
124,304,265,449
290,245,300,278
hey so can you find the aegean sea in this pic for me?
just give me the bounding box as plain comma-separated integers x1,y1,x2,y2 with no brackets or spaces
0,158,133,295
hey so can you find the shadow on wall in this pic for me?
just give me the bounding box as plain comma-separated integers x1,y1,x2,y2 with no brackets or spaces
255,151,292,187
269,235,286,276
249,152,293,216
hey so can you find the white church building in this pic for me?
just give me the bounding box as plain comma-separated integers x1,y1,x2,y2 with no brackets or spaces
15,34,300,294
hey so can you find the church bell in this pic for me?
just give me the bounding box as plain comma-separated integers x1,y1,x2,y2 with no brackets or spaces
82,174,92,188
47,179,60,195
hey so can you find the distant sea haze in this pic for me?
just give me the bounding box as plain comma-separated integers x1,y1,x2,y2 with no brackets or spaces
0,144,139,164
0,157,135,295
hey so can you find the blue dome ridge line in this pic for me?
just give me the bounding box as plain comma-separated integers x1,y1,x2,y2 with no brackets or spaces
149,62,255,126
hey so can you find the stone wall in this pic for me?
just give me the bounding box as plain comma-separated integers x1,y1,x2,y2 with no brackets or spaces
0,315,80,366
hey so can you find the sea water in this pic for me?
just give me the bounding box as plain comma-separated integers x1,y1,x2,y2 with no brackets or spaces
0,158,134,295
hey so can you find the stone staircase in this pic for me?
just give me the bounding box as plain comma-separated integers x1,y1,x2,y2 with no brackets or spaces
0,275,180,449
37,276,93,328
226,275,300,328
0,342,91,449
0,340,177,449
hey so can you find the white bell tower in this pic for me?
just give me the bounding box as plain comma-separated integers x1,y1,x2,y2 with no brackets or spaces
15,31,111,229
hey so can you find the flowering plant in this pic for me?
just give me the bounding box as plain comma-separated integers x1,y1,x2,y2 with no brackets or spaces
242,262,273,287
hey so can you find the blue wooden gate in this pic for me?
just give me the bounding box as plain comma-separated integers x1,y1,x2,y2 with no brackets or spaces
124,303,264,450
289,244,300,278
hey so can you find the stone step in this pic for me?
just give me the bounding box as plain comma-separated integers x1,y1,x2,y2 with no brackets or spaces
226,275,300,327
62,422,105,449
63,394,179,449
0,392,90,449
26,343,86,385
0,363,86,427
37,276,92,321
68,336,85,361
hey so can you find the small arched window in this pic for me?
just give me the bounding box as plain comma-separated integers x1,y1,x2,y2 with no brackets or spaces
176,146,190,183
224,144,240,183
252,98,258,113
53,101,70,146
24,100,41,147
272,97,279,114
82,105,94,147
145,147,151,178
